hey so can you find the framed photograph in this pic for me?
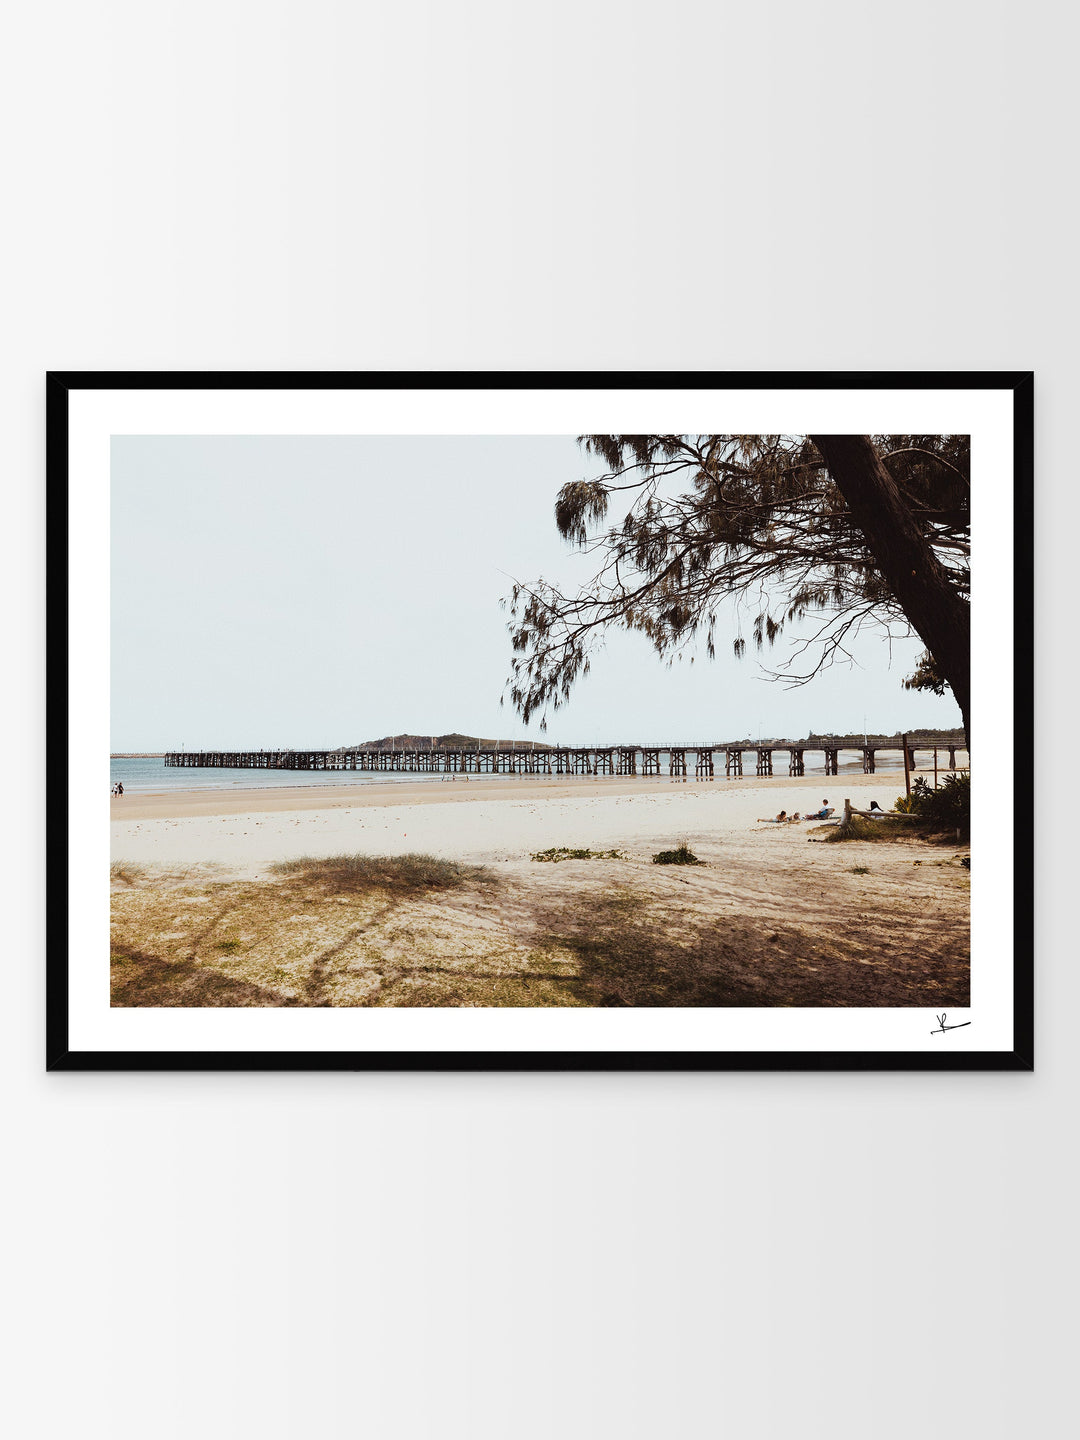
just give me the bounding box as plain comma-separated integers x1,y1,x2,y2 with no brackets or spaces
47,372,1033,1070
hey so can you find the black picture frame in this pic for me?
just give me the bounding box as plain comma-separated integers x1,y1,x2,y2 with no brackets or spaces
46,371,1034,1071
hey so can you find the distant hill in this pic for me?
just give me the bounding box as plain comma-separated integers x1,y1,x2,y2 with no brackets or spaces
801,728,965,746
335,733,553,752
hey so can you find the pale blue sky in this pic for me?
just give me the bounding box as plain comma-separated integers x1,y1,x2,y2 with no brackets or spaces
111,436,963,750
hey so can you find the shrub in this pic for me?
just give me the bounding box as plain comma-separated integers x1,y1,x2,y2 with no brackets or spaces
895,772,970,836
532,847,622,863
652,844,704,866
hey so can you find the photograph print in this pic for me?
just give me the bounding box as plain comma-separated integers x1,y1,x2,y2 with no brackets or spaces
48,373,1033,1068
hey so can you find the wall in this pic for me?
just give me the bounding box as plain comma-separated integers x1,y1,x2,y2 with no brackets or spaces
4,4,1069,1437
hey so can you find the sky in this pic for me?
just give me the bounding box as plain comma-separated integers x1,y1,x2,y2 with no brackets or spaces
111,435,964,750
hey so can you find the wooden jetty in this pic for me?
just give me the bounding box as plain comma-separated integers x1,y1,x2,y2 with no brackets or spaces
164,733,968,778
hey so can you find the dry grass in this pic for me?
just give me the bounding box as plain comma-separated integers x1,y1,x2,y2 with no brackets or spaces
820,816,958,844
111,853,537,1009
270,852,490,894
110,842,970,1010
110,861,147,886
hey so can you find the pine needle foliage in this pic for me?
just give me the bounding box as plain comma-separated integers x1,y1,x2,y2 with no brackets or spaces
505,434,969,727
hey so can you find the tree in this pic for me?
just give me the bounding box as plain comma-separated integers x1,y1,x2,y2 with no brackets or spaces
902,652,948,697
505,434,970,735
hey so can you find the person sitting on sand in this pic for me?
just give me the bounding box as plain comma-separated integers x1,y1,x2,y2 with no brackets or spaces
805,800,833,820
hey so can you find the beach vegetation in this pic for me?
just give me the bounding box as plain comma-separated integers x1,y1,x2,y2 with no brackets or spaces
822,776,971,845
110,861,146,886
895,772,970,837
505,434,970,735
819,816,899,843
531,846,622,863
652,843,704,865
110,834,969,1010
820,816,911,843
270,852,491,895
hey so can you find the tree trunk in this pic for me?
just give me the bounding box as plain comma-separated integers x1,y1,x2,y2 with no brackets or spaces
809,434,970,739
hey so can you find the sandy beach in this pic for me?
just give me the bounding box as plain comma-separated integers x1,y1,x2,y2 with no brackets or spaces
111,771,944,869
109,773,970,1009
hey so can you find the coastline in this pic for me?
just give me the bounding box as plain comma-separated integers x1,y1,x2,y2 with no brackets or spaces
110,771,958,874
110,772,970,1009
110,769,947,825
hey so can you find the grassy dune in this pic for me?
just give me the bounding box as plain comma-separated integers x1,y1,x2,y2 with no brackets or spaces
110,844,970,1010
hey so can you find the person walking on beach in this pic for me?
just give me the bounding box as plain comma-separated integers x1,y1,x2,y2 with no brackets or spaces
116,782,124,797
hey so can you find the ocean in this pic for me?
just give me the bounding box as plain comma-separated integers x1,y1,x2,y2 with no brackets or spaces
110,749,967,795
109,757,458,794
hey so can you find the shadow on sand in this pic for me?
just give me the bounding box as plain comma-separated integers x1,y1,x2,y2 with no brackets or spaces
525,889,969,1009
110,943,304,1008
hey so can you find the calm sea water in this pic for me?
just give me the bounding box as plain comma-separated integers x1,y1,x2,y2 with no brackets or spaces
110,749,967,795
109,757,458,794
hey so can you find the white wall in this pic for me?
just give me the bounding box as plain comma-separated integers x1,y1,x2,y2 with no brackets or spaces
4,4,1070,1438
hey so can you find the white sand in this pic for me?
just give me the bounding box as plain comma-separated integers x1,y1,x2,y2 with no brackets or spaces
111,775,914,877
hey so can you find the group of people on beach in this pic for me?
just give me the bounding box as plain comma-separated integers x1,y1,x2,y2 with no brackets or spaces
758,799,886,824
111,782,124,797
758,800,834,823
